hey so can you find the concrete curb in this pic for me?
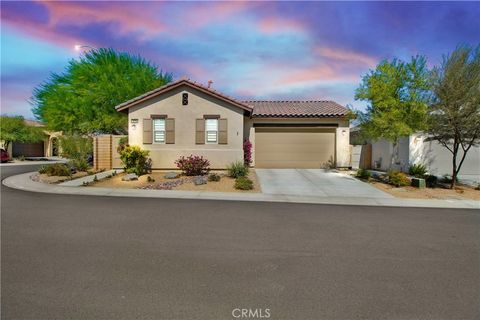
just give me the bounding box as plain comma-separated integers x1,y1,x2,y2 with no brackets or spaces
3,171,479,209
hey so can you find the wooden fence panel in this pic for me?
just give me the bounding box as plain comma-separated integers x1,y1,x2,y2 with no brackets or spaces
93,135,127,171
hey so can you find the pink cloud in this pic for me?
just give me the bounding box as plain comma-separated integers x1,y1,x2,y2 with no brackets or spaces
258,17,305,34
315,46,377,67
181,1,252,29
40,1,167,38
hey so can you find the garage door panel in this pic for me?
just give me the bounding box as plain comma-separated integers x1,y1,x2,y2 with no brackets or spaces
12,142,45,157
255,129,335,168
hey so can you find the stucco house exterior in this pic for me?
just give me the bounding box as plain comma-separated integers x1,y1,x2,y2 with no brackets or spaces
1,119,62,158
116,79,350,169
350,127,480,185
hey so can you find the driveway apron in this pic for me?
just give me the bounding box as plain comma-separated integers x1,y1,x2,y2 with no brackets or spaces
256,169,393,198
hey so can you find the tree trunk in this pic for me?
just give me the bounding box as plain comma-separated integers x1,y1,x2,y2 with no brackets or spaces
450,137,459,189
451,153,457,189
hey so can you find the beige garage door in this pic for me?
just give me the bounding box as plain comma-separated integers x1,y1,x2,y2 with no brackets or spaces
255,128,335,168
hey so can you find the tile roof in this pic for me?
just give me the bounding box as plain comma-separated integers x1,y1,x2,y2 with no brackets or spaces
115,78,348,118
115,78,252,112
245,100,348,118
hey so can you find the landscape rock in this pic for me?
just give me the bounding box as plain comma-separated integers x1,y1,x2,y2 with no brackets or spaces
122,173,138,181
164,172,180,179
193,176,207,185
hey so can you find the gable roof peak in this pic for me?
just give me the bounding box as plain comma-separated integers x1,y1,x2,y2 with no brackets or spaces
115,78,252,113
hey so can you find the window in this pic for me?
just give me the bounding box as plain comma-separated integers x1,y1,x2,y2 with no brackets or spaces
153,118,166,143
205,118,218,143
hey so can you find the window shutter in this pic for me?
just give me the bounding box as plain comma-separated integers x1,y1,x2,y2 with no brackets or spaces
143,119,152,144
166,118,175,144
219,118,228,144
196,119,205,144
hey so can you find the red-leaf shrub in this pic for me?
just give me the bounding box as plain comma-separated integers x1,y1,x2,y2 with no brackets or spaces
175,155,210,176
243,139,252,167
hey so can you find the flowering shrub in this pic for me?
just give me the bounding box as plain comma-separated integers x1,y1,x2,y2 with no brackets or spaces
387,170,410,187
175,155,210,176
243,139,252,167
119,145,151,176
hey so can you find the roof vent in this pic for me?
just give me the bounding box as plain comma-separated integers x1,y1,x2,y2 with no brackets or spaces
207,80,213,88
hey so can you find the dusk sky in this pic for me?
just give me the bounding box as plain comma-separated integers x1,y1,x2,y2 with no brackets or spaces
1,1,479,119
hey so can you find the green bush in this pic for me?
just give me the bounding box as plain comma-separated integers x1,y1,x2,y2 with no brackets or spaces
234,176,253,190
356,168,371,180
117,136,129,153
119,145,151,176
425,174,438,188
208,173,221,182
409,163,428,177
39,163,71,176
226,161,249,178
60,135,92,171
387,170,410,187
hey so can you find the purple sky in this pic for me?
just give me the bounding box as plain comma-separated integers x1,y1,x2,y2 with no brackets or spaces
1,1,479,119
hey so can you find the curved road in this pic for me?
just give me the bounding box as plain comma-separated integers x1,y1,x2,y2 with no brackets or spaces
1,165,479,319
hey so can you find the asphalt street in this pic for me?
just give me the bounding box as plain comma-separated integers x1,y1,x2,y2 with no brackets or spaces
1,164,479,320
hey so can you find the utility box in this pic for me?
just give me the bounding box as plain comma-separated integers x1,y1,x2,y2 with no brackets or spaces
411,178,426,188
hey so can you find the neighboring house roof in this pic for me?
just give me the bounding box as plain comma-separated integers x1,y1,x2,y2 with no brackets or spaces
245,100,349,118
115,78,253,113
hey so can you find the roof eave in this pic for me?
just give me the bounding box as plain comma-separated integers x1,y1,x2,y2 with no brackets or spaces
115,79,252,113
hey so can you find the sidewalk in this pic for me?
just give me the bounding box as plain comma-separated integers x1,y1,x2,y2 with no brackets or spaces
3,171,479,209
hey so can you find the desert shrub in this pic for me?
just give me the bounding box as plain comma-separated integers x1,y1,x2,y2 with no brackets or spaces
60,135,92,171
39,163,71,176
356,168,371,180
409,163,428,177
117,136,129,153
234,176,254,190
425,175,438,188
119,145,151,176
226,161,248,178
175,155,210,176
208,173,221,182
322,156,336,170
243,139,252,167
68,158,89,171
387,170,410,187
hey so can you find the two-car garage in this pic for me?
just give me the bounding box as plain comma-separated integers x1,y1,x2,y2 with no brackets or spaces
254,127,336,169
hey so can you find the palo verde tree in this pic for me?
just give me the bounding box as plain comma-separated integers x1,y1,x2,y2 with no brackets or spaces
355,56,431,166
0,116,45,150
32,48,172,134
427,44,480,188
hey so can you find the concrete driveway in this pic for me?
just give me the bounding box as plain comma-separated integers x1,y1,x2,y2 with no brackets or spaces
256,169,393,198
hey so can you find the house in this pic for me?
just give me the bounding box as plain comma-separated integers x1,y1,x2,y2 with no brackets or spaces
2,120,62,158
350,129,480,184
116,78,350,169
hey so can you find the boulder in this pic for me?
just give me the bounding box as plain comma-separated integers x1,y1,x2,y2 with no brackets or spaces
193,176,207,185
122,173,138,181
164,172,180,179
